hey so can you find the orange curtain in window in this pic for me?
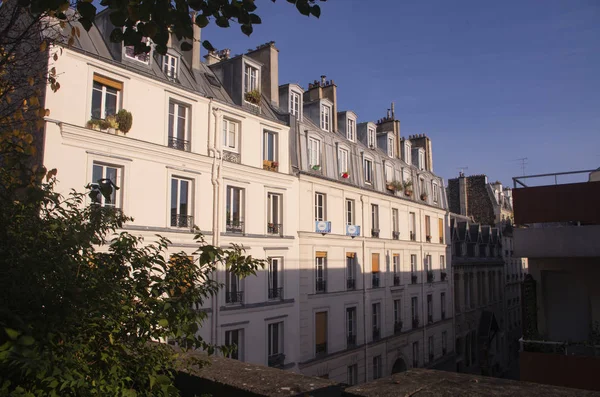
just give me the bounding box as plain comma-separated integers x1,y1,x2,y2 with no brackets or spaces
372,253,380,273
346,252,356,258
315,251,327,258
425,215,431,236
439,218,444,240
315,312,327,345
93,74,123,90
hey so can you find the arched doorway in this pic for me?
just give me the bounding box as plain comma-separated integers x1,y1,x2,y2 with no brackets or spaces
391,358,407,374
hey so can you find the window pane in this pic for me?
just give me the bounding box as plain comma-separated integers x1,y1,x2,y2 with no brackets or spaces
105,167,118,204
105,90,118,117
171,178,178,215
179,179,189,216
92,164,103,184
91,86,102,119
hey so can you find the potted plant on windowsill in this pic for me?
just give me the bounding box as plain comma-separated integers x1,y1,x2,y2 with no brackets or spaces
387,180,403,193
312,164,321,171
341,172,349,179
105,115,118,134
420,192,428,201
403,180,413,196
86,119,103,131
116,109,133,135
244,89,261,105
271,161,279,169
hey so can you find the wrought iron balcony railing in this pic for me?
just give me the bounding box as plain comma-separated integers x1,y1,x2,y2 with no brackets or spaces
315,279,327,293
372,327,380,341
226,291,244,305
267,223,283,235
268,287,283,300
393,275,401,286
392,231,400,240
371,228,380,238
372,274,380,288
410,231,416,241
171,214,193,228
411,274,418,284
394,321,403,335
315,342,327,356
168,136,190,152
347,278,356,290
226,220,244,233
347,334,357,348
427,271,435,283
441,271,447,281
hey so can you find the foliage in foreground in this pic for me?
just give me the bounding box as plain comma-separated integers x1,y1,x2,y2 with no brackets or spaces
0,159,264,395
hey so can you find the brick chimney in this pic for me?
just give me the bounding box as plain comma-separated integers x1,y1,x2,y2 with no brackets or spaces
245,41,279,107
408,134,434,172
192,14,201,71
304,76,338,132
458,173,468,216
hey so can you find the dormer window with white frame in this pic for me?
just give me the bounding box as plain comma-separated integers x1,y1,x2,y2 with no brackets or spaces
320,104,331,131
163,54,178,81
338,147,349,175
124,34,151,64
363,157,373,184
385,163,393,183
290,90,302,120
405,142,412,165
433,183,439,203
308,137,321,168
367,127,375,148
347,118,356,142
244,62,259,94
387,136,395,157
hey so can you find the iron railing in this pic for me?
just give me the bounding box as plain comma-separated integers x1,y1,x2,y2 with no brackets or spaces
168,136,190,152
411,274,418,284
226,220,244,233
315,279,327,293
441,271,447,281
412,317,420,329
394,321,403,334
371,228,380,238
410,231,416,241
427,271,434,283
393,275,401,286
347,334,357,348
268,287,283,300
347,278,356,290
315,343,327,356
392,231,400,240
372,327,380,341
426,235,432,243
372,274,380,288
171,214,193,228
267,223,283,235
226,291,244,305
268,353,285,367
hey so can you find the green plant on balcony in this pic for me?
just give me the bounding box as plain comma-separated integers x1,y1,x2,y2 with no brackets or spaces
312,164,321,171
244,89,261,105
86,119,103,130
403,180,413,196
387,180,403,193
420,192,428,201
116,109,133,134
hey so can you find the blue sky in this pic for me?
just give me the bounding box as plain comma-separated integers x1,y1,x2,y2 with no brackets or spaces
201,0,600,186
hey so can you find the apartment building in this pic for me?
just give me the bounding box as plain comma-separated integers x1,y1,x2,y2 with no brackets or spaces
278,77,454,384
42,13,300,370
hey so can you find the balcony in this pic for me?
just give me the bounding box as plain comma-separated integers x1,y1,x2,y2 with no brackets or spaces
262,159,279,172
267,223,282,236
394,321,403,335
412,317,420,329
226,291,244,305
426,235,432,243
315,342,327,357
410,231,416,241
315,221,332,235
411,274,418,284
268,287,283,300
347,278,356,290
393,275,401,286
372,274,380,288
315,280,327,294
226,220,244,233
171,214,193,229
347,334,357,348
168,136,190,152
371,228,380,238
392,231,400,240
346,224,361,237
372,327,380,341
268,353,285,368
426,271,434,283
440,271,447,281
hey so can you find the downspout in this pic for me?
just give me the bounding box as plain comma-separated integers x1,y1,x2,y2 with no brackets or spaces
420,207,426,367
360,194,368,383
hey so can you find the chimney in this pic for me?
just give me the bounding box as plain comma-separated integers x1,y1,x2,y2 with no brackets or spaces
245,41,279,107
204,51,220,65
192,14,201,71
391,102,395,118
321,75,326,85
459,174,468,216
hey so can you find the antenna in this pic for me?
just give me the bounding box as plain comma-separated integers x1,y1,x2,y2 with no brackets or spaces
516,158,528,176
457,166,468,176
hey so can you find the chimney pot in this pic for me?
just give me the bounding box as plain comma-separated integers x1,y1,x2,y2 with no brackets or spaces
321,75,326,85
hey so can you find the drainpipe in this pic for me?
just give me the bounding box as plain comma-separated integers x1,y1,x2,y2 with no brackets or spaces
360,194,368,383
420,207,426,367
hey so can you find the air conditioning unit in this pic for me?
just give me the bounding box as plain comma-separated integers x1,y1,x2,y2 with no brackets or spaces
315,221,331,235
346,224,361,237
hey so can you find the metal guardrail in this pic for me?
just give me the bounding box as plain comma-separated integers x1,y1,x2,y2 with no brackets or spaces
513,169,596,188
519,337,600,356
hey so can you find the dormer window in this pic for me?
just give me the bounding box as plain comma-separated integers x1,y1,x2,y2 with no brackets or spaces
124,37,151,64
387,136,394,157
320,105,331,131
290,90,301,119
363,158,373,184
163,54,178,81
405,142,412,165
367,127,375,148
347,119,356,142
244,63,258,94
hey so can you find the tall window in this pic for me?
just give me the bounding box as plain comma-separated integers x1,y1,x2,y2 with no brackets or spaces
409,212,416,240
90,163,122,207
315,252,327,293
225,269,241,304
441,292,446,319
225,329,242,360
315,311,328,356
170,177,192,227
338,148,349,174
373,355,382,380
347,118,356,141
393,254,400,284
385,163,393,183
411,254,417,282
320,105,331,131
91,75,121,119
367,127,375,147
406,143,412,165
420,178,426,196
438,218,444,243
394,299,401,327
163,54,178,80
222,118,239,152
263,130,277,162
440,255,446,271
314,193,326,222
226,186,244,233
425,215,431,240
346,253,356,288
244,63,258,93
392,208,399,237
290,91,301,119
267,193,282,235
428,336,434,362
347,364,358,386
346,307,357,347
363,158,373,183
371,253,380,288
346,199,354,225
387,136,394,157
168,101,190,150
267,322,283,366
427,294,433,323
371,204,379,235
433,183,439,203
308,137,321,167
412,341,419,367
372,303,380,340
268,257,283,299
442,331,447,355
411,297,419,325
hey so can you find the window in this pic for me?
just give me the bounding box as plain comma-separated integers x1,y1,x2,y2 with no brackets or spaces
267,322,284,366
387,136,394,157
427,294,433,323
394,299,402,332
420,178,426,197
367,127,375,147
393,254,400,285
438,218,444,243
168,101,190,150
405,143,412,165
441,292,446,319
425,215,431,240
346,252,356,289
410,254,417,283
222,118,239,152
267,193,282,235
363,158,373,184
314,193,326,222
124,37,150,63
372,303,380,340
392,208,399,237
315,252,327,293
347,364,358,386
412,342,419,367
91,75,121,119
442,331,447,355
411,297,419,326
371,204,379,236
440,255,446,271
263,130,277,162
315,311,328,356
226,186,244,233
268,257,283,299
225,329,242,360
163,54,178,80
170,177,192,227
409,212,416,240
338,148,349,175
373,355,382,380
372,253,380,288
346,199,354,225
385,163,393,183
244,63,258,94
320,104,330,131
428,336,434,362
290,90,301,119
346,307,357,347
91,162,122,207
308,137,321,167
433,183,439,203
347,118,356,141
225,269,241,304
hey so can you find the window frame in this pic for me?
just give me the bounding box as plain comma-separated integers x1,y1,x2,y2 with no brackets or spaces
267,321,284,359
225,185,244,232
308,137,321,167
371,204,379,230
433,183,439,203
393,299,401,324
168,100,190,145
163,53,179,80
170,176,193,227
289,90,302,119
225,328,243,360
268,257,283,293
347,364,358,386
314,192,326,222
385,163,393,183
320,104,331,131
244,62,259,94
90,162,123,208
263,130,278,162
346,198,354,225
267,192,282,233
387,135,395,157
392,208,399,233
223,118,240,153
363,158,373,184
91,76,121,120
347,118,356,142
124,37,151,64
338,147,349,174
367,127,375,147
441,292,446,319
372,355,382,380
315,253,327,293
